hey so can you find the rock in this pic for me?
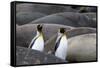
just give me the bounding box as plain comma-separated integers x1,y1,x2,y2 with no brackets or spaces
16,46,67,65
16,12,46,25
67,33,97,62
30,12,96,28
16,3,77,14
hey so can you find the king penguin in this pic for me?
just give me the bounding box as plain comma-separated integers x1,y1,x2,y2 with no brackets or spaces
29,24,44,52
54,28,68,60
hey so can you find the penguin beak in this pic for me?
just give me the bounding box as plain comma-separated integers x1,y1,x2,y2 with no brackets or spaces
40,24,43,28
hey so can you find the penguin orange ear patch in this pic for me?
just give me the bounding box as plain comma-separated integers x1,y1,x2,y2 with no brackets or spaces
11,1,97,67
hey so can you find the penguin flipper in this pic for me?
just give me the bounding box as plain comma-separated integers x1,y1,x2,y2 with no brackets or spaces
29,37,38,48
54,37,61,51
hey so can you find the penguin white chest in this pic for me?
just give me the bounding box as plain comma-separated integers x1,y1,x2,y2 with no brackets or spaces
55,35,68,60
32,35,44,51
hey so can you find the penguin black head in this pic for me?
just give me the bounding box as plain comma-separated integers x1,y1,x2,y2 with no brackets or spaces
37,24,43,32
60,28,65,34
